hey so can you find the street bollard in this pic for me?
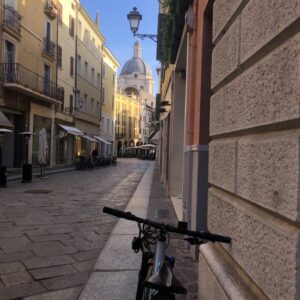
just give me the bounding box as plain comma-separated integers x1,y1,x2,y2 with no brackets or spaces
22,163,32,183
0,166,7,187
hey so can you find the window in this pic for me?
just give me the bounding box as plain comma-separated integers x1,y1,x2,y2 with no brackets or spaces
44,64,51,95
77,55,81,74
102,87,105,103
57,2,63,25
70,56,74,77
45,21,51,41
69,15,75,37
97,102,100,117
92,38,95,52
112,95,114,110
112,75,115,86
78,21,82,40
102,64,106,77
111,120,114,134
57,45,62,68
84,61,88,79
69,95,73,113
97,73,100,87
107,119,109,134
84,94,87,111
83,29,90,46
91,98,94,113
91,68,95,83
5,0,17,9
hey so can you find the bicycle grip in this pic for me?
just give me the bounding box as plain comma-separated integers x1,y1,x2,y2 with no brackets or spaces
103,206,135,221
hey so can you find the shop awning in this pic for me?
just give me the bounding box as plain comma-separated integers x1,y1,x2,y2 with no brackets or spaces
82,135,97,142
141,144,156,149
57,124,83,136
94,135,112,145
0,128,13,133
0,111,13,130
149,129,160,145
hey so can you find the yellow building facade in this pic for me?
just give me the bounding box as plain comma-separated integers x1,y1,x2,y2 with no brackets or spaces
0,0,118,169
115,91,140,155
0,0,63,168
55,0,78,165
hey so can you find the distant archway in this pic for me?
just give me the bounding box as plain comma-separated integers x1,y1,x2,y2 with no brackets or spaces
124,87,139,97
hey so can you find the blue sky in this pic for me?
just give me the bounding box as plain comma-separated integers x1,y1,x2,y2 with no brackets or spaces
80,0,159,93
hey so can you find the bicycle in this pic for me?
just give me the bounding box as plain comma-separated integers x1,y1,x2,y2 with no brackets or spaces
103,207,231,300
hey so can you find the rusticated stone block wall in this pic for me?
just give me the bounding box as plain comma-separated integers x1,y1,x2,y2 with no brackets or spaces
200,0,300,299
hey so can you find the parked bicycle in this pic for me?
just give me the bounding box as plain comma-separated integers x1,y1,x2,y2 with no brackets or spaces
103,207,231,300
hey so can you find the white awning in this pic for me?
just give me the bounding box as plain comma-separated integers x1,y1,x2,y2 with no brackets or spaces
0,111,13,130
57,124,83,136
82,135,97,142
0,128,13,133
141,144,156,149
94,135,112,145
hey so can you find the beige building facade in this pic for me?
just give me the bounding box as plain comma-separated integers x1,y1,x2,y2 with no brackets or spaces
156,0,300,299
101,46,119,156
74,5,105,158
201,1,300,299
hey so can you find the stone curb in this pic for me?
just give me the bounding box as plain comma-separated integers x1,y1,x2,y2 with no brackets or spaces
79,162,154,300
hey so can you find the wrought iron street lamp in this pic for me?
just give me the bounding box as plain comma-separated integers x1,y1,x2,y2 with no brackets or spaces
127,7,157,42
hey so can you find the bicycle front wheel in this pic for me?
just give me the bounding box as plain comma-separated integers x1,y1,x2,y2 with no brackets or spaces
142,289,175,300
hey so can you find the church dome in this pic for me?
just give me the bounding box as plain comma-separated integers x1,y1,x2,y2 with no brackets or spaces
120,42,153,77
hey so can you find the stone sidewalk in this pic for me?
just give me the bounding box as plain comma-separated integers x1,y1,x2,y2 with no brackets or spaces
0,159,151,299
80,163,198,300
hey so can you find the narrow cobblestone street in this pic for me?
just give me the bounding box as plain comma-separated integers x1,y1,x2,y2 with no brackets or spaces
0,159,151,299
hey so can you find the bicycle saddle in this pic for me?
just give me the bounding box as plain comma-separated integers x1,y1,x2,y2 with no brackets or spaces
144,259,187,295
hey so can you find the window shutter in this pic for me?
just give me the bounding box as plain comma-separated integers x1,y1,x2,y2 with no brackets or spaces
57,45,62,68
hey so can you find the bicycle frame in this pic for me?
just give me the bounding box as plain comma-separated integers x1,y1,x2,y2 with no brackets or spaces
153,235,166,274
102,206,231,300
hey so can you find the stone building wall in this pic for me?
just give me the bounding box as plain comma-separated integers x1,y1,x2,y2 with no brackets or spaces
199,0,300,299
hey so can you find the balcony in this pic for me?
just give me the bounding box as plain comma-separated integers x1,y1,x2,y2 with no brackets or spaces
43,38,56,60
2,5,21,40
0,63,64,104
44,1,57,20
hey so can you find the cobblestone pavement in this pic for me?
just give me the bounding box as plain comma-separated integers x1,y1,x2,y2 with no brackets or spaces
0,159,151,300
147,165,198,300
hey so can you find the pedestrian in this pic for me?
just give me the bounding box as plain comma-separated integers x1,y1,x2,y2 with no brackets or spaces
92,148,98,158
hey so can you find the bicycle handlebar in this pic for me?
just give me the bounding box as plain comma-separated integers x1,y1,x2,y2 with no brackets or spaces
103,206,231,244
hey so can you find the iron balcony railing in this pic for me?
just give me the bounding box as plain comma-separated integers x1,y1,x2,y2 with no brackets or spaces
3,5,21,33
0,63,64,102
43,38,56,58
